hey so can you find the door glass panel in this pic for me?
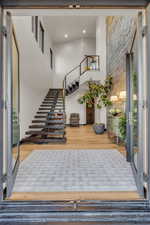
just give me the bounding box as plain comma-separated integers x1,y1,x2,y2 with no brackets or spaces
130,33,138,169
12,29,20,169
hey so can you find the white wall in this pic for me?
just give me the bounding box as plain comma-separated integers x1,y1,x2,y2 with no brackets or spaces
12,16,54,139
66,87,87,125
53,38,96,88
54,38,96,124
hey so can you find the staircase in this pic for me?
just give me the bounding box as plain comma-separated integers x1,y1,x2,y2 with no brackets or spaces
64,55,100,96
23,89,66,144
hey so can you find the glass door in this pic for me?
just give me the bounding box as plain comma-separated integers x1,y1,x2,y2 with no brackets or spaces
5,12,20,198
126,12,144,197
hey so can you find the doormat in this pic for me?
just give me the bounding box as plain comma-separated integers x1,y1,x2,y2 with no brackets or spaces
13,149,137,192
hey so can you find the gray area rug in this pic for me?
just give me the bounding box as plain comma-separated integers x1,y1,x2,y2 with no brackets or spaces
13,149,137,192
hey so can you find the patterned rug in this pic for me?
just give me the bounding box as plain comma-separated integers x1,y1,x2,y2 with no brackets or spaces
13,149,137,192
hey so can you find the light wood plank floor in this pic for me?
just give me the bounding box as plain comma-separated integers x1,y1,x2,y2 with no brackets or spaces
10,125,140,201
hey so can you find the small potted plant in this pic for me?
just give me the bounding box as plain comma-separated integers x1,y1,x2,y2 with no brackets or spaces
109,108,122,117
93,123,105,134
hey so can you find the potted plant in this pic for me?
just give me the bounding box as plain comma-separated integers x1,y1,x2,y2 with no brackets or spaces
109,108,122,117
93,123,105,134
119,114,126,142
78,75,113,133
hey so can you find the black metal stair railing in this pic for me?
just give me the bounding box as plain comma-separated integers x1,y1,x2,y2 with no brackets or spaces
63,55,100,99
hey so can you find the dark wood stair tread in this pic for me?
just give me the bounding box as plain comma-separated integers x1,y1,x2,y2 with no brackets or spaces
35,115,64,119
32,120,64,123
29,125,65,129
26,130,65,135
24,137,66,143
39,108,52,110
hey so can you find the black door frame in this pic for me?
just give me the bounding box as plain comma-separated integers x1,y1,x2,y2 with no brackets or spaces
0,0,149,9
0,0,150,211
125,16,145,197
0,6,3,201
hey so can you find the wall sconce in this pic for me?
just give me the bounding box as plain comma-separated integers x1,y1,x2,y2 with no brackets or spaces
119,91,126,100
110,95,118,102
133,94,137,101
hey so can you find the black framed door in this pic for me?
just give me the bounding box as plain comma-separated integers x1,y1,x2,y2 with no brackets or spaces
4,12,20,198
126,12,145,197
0,6,4,201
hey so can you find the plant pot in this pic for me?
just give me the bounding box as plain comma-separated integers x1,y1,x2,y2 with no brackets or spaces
93,123,105,134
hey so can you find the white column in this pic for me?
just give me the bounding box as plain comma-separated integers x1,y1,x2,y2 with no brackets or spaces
95,16,107,126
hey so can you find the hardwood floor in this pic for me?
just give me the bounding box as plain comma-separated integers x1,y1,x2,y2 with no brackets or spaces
16,125,126,161
9,191,140,201
10,125,140,201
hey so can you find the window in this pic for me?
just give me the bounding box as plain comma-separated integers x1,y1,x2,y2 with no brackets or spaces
50,48,53,69
35,16,38,41
39,22,44,53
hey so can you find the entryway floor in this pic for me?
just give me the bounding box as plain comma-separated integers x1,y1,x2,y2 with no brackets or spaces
10,126,140,201
13,149,136,192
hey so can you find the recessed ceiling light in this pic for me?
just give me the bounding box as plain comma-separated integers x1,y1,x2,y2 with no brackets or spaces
82,29,86,34
64,34,68,38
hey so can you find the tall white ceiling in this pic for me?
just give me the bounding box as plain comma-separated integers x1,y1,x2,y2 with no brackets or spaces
43,16,97,44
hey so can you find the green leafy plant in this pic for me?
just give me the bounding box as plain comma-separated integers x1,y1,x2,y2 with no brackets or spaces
78,75,113,109
109,108,122,117
119,114,126,142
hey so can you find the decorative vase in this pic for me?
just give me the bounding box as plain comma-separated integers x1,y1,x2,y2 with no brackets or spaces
93,123,105,134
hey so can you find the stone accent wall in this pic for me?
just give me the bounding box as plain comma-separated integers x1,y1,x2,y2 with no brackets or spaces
107,16,136,98
106,16,136,143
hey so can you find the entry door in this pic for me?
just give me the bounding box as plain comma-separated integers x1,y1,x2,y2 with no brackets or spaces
126,12,144,196
4,12,20,198
86,103,94,124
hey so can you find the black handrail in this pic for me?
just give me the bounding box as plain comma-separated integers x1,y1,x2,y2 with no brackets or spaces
62,55,100,106
65,64,81,79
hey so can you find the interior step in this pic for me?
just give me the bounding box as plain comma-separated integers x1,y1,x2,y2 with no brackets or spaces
26,130,65,135
48,112,64,115
29,125,65,129
42,101,63,104
40,104,53,107
32,120,64,124
39,108,52,110
35,115,64,119
37,111,50,114
24,137,66,144
37,111,64,114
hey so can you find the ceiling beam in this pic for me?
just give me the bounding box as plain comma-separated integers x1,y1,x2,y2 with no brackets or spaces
1,0,149,9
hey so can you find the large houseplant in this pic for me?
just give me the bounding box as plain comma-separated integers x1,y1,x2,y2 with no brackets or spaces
78,75,113,134
78,75,113,109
